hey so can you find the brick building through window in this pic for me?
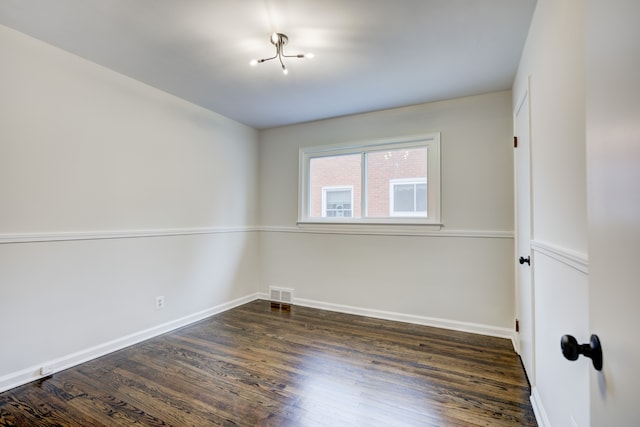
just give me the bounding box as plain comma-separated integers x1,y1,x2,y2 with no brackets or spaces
309,147,428,219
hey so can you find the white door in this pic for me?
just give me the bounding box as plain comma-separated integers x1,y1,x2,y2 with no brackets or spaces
586,0,640,424
514,88,534,382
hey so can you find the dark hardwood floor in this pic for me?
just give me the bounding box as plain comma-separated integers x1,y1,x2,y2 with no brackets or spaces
0,300,536,426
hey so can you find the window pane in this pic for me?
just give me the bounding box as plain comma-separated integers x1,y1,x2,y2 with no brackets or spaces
309,154,361,219
326,189,352,217
416,183,427,212
393,184,415,212
366,148,427,218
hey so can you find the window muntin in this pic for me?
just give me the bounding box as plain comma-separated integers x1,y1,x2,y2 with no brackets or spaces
299,133,440,225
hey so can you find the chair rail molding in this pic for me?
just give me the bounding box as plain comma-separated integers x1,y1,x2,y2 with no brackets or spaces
0,226,261,244
530,240,589,274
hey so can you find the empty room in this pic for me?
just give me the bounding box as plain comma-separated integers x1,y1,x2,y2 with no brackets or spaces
1,1,638,426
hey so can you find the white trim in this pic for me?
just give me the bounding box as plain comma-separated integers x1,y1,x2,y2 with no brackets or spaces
0,226,514,244
0,226,512,244
290,296,514,340
531,240,589,274
513,83,536,392
530,386,551,427
0,293,261,393
0,226,259,244
300,133,440,156
266,225,513,239
515,86,529,118
299,133,441,225
512,327,521,355
1,292,518,393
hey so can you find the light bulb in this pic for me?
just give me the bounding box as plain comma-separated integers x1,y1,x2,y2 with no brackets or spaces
249,59,258,67
305,53,315,59
282,67,289,75
271,32,279,44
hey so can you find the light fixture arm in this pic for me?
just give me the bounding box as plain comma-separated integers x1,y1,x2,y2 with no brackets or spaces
250,32,313,75
278,53,287,74
256,54,277,64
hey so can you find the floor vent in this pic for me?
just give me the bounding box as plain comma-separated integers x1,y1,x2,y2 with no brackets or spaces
269,286,293,311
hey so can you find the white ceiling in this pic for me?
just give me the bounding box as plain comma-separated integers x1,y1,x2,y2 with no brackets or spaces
0,0,536,129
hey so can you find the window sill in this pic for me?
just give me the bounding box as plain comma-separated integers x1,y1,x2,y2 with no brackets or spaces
295,221,443,236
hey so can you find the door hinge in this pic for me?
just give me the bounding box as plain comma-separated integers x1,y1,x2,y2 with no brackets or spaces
515,319,520,332
514,136,518,148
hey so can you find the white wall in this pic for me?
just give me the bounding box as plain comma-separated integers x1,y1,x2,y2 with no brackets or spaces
512,0,590,426
0,25,260,390
259,92,516,335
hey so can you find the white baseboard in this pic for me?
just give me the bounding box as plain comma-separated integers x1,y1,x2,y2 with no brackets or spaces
289,296,514,341
2,293,518,394
0,293,260,393
531,386,550,427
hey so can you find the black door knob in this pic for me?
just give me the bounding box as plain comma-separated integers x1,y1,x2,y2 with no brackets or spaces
561,334,603,371
519,256,530,265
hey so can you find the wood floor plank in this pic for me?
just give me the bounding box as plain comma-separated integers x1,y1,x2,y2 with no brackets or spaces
0,300,536,426
0,380,95,427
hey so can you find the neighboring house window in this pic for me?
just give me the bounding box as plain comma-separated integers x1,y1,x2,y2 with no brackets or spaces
390,178,427,216
322,187,353,217
299,133,441,225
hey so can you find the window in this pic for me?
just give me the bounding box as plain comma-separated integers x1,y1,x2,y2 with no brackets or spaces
390,178,427,216
322,187,353,217
299,133,441,225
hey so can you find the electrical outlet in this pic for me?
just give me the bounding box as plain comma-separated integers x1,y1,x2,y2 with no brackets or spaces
155,296,165,310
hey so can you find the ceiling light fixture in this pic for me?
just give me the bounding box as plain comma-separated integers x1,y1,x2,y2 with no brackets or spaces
250,32,314,75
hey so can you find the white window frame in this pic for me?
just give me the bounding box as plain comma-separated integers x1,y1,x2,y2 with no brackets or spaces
389,178,428,217
321,186,354,218
298,133,441,227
